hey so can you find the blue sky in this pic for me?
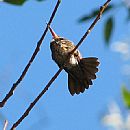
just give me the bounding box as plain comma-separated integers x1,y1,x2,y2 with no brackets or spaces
0,0,129,130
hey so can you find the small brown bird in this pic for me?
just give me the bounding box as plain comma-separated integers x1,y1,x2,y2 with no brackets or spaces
48,26,100,96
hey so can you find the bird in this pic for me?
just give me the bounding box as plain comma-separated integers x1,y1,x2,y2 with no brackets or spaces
48,25,100,96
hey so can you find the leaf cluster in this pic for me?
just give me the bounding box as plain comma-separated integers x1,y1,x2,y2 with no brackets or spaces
78,3,130,45
3,0,45,5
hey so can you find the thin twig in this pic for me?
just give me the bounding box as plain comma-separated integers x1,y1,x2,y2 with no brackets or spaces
10,68,63,130
0,0,61,108
10,0,111,129
70,0,111,54
3,120,8,130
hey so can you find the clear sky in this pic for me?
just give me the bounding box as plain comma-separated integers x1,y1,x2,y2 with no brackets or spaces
0,0,129,130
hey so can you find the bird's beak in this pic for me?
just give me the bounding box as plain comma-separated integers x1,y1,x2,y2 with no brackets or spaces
48,25,59,39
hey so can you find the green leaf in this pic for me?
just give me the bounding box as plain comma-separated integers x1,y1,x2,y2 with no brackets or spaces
104,16,113,44
78,10,99,23
122,86,130,109
78,5,113,23
127,8,130,20
4,0,27,5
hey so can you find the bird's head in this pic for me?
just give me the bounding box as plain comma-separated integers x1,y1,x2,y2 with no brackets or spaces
48,25,66,47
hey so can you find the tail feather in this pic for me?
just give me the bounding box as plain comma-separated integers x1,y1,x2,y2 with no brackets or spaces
86,79,93,86
75,80,82,95
85,66,98,73
81,57,99,67
82,67,96,79
68,74,86,96
84,62,99,68
80,57,99,79
68,74,76,95
67,57,99,96
82,57,99,64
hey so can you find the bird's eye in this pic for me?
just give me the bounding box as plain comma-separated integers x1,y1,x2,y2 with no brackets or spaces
55,41,62,47
59,38,64,40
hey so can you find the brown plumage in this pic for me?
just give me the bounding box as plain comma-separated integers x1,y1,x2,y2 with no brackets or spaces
48,26,100,96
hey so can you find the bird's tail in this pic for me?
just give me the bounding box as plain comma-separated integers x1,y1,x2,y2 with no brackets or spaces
68,57,99,96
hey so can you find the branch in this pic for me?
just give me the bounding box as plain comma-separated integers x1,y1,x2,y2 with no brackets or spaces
0,0,61,108
3,120,8,130
10,68,63,130
10,0,111,129
70,0,111,54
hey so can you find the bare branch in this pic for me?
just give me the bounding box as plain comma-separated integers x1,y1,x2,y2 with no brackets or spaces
0,0,61,108
10,0,111,129
10,68,63,130
70,0,111,54
3,120,8,130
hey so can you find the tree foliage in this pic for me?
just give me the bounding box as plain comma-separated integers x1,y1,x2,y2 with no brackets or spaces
122,86,130,109
3,0,45,5
78,2,130,45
